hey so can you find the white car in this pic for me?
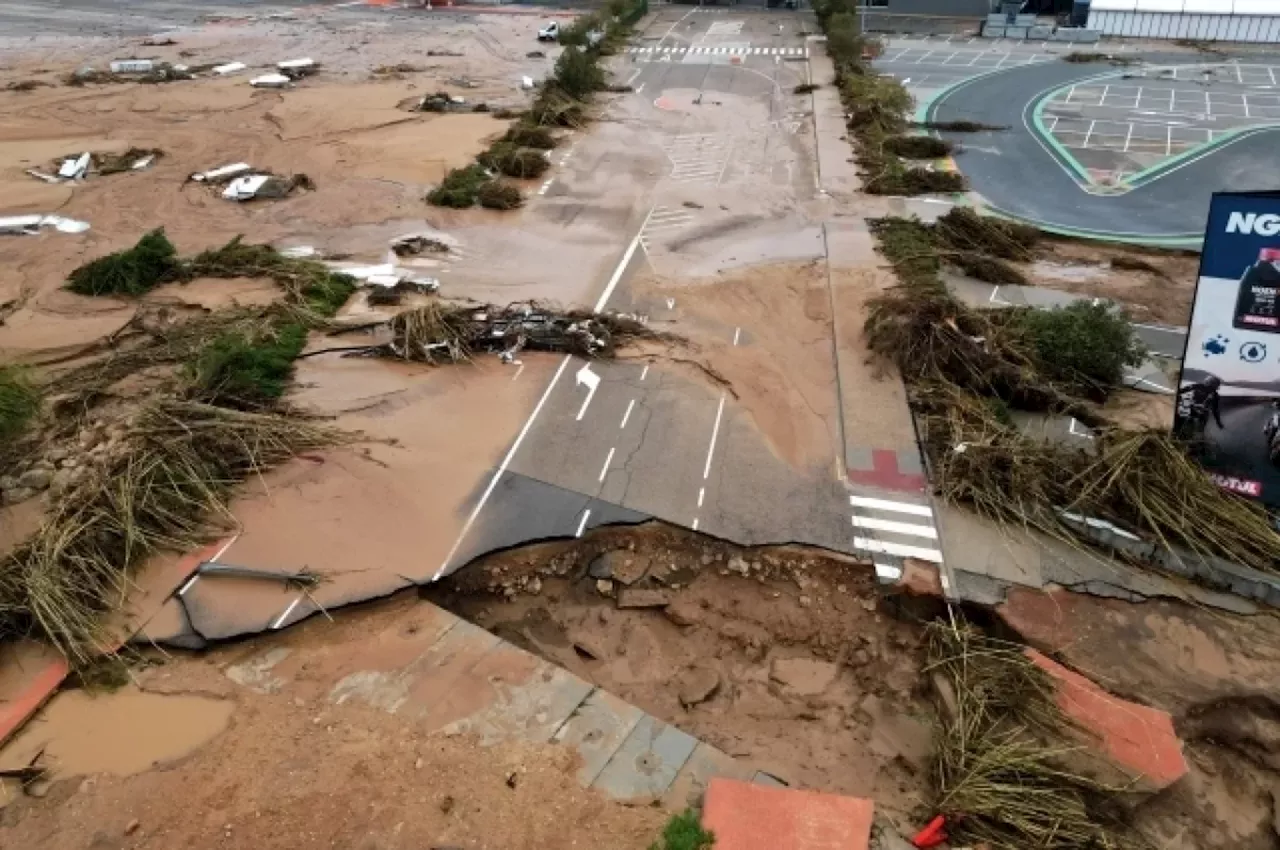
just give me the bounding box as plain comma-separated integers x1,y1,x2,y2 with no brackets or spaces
537,21,559,41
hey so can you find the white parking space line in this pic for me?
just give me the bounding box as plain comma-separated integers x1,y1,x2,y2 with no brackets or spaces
620,399,636,429
576,509,591,537
271,596,303,630
598,447,615,482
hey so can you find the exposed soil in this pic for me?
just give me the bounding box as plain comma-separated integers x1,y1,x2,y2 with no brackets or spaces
429,524,935,832
1024,239,1201,325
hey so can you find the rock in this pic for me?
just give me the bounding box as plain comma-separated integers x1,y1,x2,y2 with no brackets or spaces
17,467,53,490
525,577,541,595
616,587,672,609
664,598,701,627
727,555,749,575
595,579,614,597
677,664,721,708
588,550,650,585
124,819,141,836
3,487,36,505
769,658,840,697
49,467,77,494
798,595,812,607
0,475,16,491
571,634,607,661
30,458,54,472
700,553,714,566
45,447,70,463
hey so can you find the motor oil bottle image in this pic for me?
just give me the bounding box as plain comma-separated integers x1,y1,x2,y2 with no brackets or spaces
1234,247,1280,333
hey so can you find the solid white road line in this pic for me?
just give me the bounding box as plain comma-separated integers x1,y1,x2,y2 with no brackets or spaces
852,537,944,563
698,487,705,508
849,495,933,516
593,212,650,312
620,399,636,429
599,447,616,482
271,596,303,630
511,363,525,381
702,394,726,480
210,534,240,563
692,517,700,531
434,354,573,580
851,516,939,539
576,509,592,537
177,574,200,596
640,363,650,381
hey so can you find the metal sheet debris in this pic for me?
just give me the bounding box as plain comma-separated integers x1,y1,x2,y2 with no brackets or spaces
131,155,156,170
222,174,272,201
250,73,292,88
212,62,247,76
277,58,315,71
58,152,90,180
110,59,155,74
25,169,60,184
0,215,90,235
192,163,252,183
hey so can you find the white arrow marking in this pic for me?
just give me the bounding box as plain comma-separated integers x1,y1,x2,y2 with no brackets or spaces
576,363,600,421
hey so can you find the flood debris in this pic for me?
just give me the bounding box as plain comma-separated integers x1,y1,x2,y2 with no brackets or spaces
390,234,451,257
66,62,194,86
277,57,319,80
0,215,90,236
250,73,292,88
325,301,660,365
221,173,315,201
94,147,163,175
418,91,470,112
212,61,247,76
57,152,90,180
190,162,253,184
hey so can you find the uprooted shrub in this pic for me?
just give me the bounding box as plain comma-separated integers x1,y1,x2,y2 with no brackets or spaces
478,142,551,179
65,228,179,296
950,252,1027,286
427,164,493,208
865,163,966,196
883,135,953,159
793,82,820,94
550,45,605,101
502,123,558,150
1011,301,1147,393
185,322,307,409
916,119,1006,132
934,207,1041,261
477,180,524,210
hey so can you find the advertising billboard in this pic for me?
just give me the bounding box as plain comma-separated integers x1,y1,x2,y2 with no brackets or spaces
1175,191,1280,508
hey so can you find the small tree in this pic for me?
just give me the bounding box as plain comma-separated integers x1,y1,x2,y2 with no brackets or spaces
553,46,605,100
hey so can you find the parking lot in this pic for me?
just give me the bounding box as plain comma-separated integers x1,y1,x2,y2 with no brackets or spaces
1040,64,1280,183
874,36,1058,101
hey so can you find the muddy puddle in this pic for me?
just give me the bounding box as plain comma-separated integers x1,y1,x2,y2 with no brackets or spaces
0,686,233,785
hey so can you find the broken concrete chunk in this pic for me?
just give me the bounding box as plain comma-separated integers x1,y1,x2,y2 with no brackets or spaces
588,550,651,585
677,664,721,708
616,588,672,609
250,73,292,88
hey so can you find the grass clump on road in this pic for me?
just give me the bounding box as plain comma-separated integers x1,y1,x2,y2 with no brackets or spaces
0,366,41,443
427,164,495,208
917,119,1006,132
477,180,525,210
1012,301,1147,393
478,142,551,179
649,810,714,850
186,322,307,409
502,123,558,150
1062,51,1139,66
66,228,179,296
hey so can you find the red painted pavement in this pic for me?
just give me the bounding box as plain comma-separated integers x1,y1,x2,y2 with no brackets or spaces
701,778,874,850
847,448,925,493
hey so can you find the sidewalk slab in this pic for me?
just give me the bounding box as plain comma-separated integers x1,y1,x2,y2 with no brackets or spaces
553,688,645,787
1027,648,1188,792
591,713,698,802
701,778,874,850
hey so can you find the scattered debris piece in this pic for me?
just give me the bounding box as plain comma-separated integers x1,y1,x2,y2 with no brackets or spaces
212,61,247,76
391,234,451,257
323,301,661,364
5,80,50,92
676,664,721,708
277,57,318,79
58,152,91,180
221,173,314,201
191,162,253,184
250,73,292,88
418,91,469,112
426,49,464,57
94,147,163,175
526,50,546,59
279,246,318,259
110,59,155,74
25,169,60,184
521,75,535,90
372,62,423,76
0,215,90,235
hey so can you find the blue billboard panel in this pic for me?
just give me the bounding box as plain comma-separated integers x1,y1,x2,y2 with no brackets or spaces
1176,191,1280,507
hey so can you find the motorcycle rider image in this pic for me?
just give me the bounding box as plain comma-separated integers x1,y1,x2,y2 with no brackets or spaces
1175,374,1225,446
1266,400,1280,464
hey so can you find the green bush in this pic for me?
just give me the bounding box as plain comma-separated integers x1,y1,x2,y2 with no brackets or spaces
477,180,524,210
884,135,953,159
1013,301,1146,391
479,142,550,179
66,228,178,296
825,12,866,70
649,810,714,850
0,365,40,443
187,322,307,409
427,164,492,208
935,207,1040,260
502,123,558,150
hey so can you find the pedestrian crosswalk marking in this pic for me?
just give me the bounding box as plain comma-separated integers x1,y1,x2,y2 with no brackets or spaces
628,45,808,57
